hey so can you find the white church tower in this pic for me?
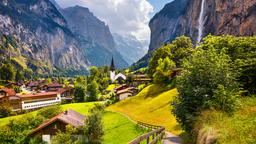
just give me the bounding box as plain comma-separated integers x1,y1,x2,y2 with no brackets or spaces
109,57,126,82
110,57,116,82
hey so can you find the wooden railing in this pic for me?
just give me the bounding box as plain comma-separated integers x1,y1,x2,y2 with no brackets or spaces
129,121,165,144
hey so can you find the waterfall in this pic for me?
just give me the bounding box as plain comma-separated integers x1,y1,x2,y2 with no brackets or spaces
197,0,206,43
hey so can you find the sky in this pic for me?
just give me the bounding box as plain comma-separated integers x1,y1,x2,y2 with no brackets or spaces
55,0,173,41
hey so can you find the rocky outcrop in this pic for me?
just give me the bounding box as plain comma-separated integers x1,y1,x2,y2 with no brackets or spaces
0,0,88,71
132,0,256,69
113,33,148,65
149,0,256,52
62,6,128,68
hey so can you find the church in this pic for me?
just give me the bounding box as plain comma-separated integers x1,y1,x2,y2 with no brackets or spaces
110,57,126,82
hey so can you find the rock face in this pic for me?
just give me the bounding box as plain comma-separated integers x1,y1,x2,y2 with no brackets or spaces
62,6,128,68
113,33,148,65
0,0,88,71
133,0,256,69
149,0,256,52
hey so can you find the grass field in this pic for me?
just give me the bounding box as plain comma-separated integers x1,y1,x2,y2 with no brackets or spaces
0,102,145,144
107,84,182,135
195,97,256,144
103,111,146,144
0,102,97,126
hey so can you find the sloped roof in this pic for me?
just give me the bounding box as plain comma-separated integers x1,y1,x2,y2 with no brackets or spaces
29,109,85,135
116,87,137,95
18,92,58,98
0,88,16,96
46,83,63,87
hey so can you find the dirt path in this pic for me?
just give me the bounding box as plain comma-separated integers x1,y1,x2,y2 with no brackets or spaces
163,132,182,144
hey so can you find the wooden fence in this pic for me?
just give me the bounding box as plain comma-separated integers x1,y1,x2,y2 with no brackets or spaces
129,121,165,144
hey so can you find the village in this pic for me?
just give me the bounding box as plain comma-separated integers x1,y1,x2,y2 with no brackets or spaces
0,58,159,143
0,58,153,113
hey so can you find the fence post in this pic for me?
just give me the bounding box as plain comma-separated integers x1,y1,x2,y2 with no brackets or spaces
146,137,150,144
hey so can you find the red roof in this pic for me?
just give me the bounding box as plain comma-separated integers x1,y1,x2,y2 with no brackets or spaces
29,109,85,135
57,87,73,94
0,88,16,96
18,92,58,98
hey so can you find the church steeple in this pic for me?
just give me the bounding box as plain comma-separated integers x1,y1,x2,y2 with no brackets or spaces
110,57,115,71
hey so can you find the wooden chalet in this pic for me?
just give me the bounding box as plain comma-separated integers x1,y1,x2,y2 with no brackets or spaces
114,85,138,100
131,74,152,86
29,109,85,143
57,88,74,102
0,88,21,111
26,80,47,91
5,82,23,88
43,83,63,92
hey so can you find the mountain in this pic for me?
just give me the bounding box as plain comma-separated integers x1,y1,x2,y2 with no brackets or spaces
113,33,148,65
0,0,88,74
62,6,128,68
134,0,256,69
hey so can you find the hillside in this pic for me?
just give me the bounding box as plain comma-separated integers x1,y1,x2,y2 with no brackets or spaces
193,97,256,144
0,102,145,144
107,84,182,135
0,0,88,70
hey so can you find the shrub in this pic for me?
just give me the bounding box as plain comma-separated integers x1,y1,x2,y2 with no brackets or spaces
37,105,62,119
172,47,239,131
0,105,12,118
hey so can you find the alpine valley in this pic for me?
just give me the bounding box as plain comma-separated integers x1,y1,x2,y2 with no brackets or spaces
0,0,147,75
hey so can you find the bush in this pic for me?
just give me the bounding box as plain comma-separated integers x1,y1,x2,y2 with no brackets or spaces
74,85,86,102
37,105,62,119
0,105,12,118
81,105,104,144
172,47,239,131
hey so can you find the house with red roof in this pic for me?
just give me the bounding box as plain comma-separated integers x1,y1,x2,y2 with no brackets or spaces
17,92,61,110
0,88,21,111
29,109,85,143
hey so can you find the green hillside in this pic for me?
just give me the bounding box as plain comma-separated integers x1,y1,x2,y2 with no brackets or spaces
194,97,256,144
107,84,182,135
0,102,145,144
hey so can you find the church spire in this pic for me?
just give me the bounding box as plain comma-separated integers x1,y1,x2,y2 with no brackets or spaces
110,57,115,71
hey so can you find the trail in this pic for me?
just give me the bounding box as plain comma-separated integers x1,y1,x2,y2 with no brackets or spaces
163,132,182,144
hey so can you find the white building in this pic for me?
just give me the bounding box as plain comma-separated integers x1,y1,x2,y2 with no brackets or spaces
18,92,61,110
110,57,126,82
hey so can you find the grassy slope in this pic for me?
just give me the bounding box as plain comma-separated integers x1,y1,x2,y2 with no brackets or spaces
196,97,256,144
0,102,144,144
0,102,96,126
107,84,182,135
103,111,146,144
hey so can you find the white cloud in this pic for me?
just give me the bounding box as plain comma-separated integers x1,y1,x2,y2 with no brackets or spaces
55,0,154,41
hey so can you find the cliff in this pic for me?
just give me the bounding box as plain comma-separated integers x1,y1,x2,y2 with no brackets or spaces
62,6,128,68
134,0,256,69
0,0,88,73
149,0,256,51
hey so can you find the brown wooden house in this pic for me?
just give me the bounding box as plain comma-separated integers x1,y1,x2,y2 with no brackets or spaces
29,109,85,143
115,86,138,100
0,88,22,111
43,83,63,92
